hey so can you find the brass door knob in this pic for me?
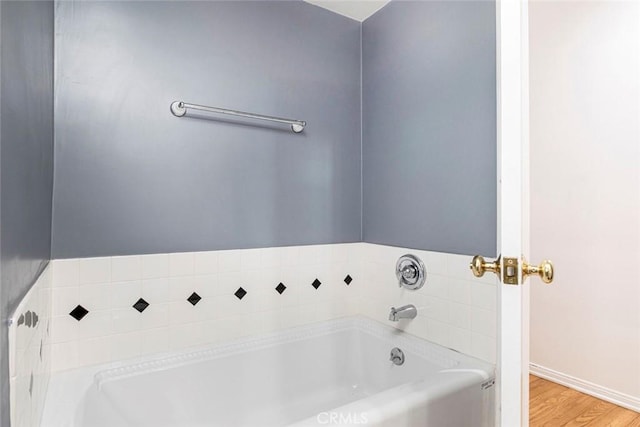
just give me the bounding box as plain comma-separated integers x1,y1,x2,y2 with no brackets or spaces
522,260,554,284
470,255,501,278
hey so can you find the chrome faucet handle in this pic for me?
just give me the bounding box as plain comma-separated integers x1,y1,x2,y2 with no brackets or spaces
401,265,418,280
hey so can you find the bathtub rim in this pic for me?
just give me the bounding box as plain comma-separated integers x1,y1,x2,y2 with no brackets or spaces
93,315,490,388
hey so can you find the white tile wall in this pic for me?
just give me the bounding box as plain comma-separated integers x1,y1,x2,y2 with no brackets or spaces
8,244,497,427
47,243,497,374
49,244,365,372
359,244,498,363
8,264,53,427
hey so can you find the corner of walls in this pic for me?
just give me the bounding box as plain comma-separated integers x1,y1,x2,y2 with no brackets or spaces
1,0,55,424
0,4,4,426
0,0,4,422
356,1,498,364
357,243,497,364
359,19,364,244
8,265,53,427
360,0,497,256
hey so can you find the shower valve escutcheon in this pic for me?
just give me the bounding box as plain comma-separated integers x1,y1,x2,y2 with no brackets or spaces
470,255,554,285
395,254,426,290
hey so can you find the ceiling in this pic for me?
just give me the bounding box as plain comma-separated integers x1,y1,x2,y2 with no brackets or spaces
304,1,390,22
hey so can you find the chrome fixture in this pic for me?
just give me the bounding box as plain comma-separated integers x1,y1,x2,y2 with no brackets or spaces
390,347,405,366
395,254,426,290
170,101,306,133
388,304,417,322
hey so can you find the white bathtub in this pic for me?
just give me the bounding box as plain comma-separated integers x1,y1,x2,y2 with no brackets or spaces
42,316,495,426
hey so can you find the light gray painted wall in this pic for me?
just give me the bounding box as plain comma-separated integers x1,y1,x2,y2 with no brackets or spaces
52,1,362,258
0,1,54,425
362,1,497,256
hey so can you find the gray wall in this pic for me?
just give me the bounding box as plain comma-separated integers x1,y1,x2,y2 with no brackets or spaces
52,1,362,258
362,1,497,256
52,1,498,259
0,1,54,425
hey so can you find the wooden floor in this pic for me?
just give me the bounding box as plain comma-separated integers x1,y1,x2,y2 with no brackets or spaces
530,375,640,426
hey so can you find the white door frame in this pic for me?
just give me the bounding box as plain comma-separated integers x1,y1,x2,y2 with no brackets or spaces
496,0,530,426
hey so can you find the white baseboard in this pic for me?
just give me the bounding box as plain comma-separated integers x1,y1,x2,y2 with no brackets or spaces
530,363,640,413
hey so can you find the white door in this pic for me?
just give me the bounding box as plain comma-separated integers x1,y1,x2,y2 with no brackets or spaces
471,1,554,426
497,0,530,425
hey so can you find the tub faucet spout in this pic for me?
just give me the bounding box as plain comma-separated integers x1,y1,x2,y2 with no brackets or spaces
389,304,417,322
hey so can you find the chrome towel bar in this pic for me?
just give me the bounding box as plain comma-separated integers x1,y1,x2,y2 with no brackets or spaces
170,101,306,133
